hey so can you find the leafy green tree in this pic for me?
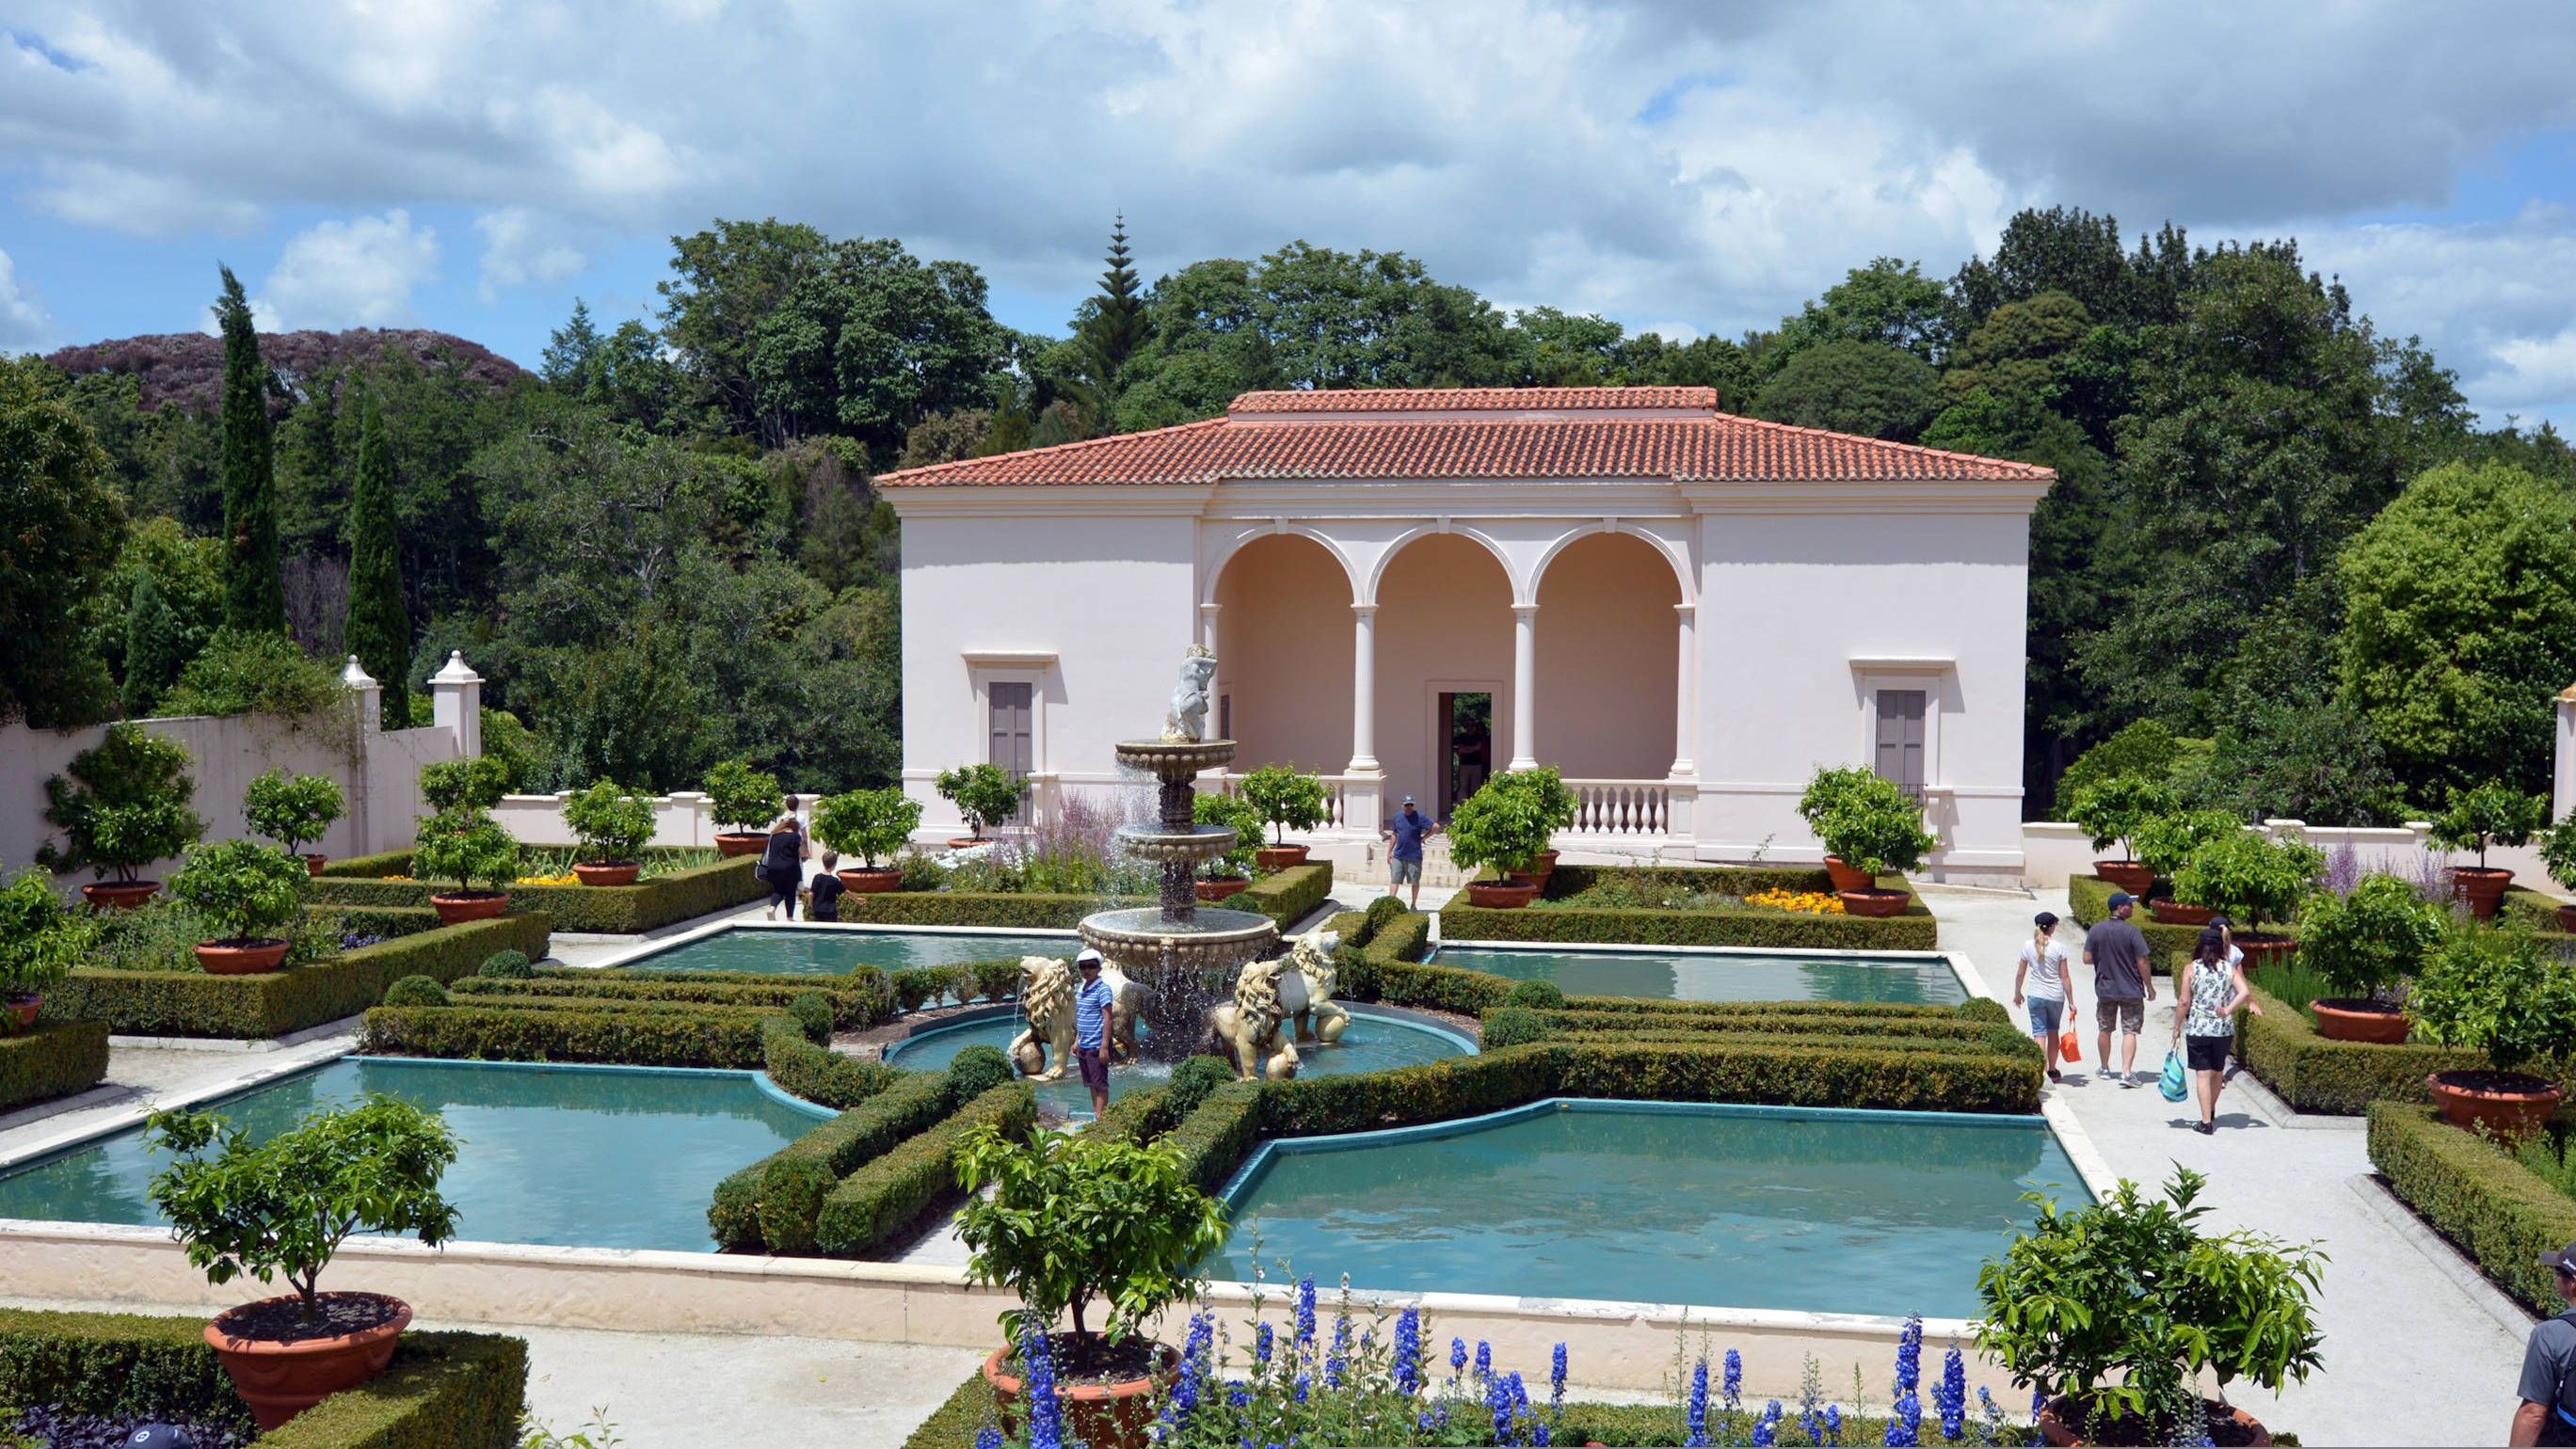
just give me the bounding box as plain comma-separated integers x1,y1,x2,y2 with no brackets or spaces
0,357,124,726
1753,340,1941,441
1766,257,1951,373
213,265,285,634
343,395,410,728
1951,207,2166,338
120,575,190,718
39,724,204,885
2052,721,2189,812
2337,460,2576,799
163,628,342,720
660,218,833,444
895,409,995,470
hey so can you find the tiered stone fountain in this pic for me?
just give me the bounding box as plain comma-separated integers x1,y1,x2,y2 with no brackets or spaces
1077,647,1277,1059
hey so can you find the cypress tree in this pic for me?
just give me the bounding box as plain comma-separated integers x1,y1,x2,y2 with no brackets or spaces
120,574,191,718
214,265,285,632
1084,215,1147,381
342,394,410,728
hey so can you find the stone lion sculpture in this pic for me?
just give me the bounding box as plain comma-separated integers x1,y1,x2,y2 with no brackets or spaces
1208,954,1301,1081
1009,955,1145,1079
1162,646,1219,743
1286,930,1347,1045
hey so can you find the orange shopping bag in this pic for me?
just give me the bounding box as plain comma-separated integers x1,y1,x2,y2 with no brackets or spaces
2058,1013,2081,1063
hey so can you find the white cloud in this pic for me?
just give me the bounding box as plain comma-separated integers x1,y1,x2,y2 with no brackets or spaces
0,249,54,349
260,210,440,329
2304,205,2576,423
473,207,587,301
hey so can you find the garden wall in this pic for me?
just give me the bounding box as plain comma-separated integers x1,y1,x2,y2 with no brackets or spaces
2025,819,2559,892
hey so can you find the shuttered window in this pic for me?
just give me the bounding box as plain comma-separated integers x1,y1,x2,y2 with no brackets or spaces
988,682,1033,823
1874,689,1926,796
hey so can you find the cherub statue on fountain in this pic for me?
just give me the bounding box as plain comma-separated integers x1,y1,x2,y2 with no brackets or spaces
1161,645,1219,743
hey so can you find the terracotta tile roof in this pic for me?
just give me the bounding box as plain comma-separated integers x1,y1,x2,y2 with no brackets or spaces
876,387,2055,487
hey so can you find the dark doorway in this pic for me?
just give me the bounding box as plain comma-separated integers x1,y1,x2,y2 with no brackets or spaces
1440,691,1493,820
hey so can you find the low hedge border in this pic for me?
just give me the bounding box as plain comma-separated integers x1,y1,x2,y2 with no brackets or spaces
0,1307,526,1448
0,1019,110,1113
1444,869,1937,950
834,892,1150,930
1212,863,1335,928
1512,1004,2022,1048
812,1082,1037,1257
2367,1102,2576,1315
760,1016,902,1107
361,999,776,1068
305,904,445,942
560,964,901,1025
711,1069,961,1253
311,853,765,934
1164,1080,1267,1194
462,973,891,1027
2236,984,2576,1116
44,913,552,1039
2502,886,2575,939
2065,873,2312,961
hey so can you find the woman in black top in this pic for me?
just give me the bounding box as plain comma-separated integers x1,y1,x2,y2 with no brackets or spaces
759,797,808,920
807,851,846,923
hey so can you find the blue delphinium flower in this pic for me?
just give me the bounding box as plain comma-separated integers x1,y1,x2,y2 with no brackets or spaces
975,1427,1002,1449
1019,1326,1064,1449
1551,1342,1567,1413
1751,1401,1781,1448
1895,1315,1923,1396
1228,1383,1251,1409
1393,1307,1423,1396
1686,1357,1710,1448
1827,1404,1844,1445
1936,1346,1966,1441
1535,1424,1551,1448
1294,1370,1310,1405
1295,1277,1317,1349
1722,1348,1742,1416
1882,1388,1921,1448
1154,1310,1215,1441
1488,1368,1518,1444
1255,1322,1273,1367
1800,1361,1826,1443
1327,1312,1352,1391
1475,1339,1493,1385
1452,1337,1469,1375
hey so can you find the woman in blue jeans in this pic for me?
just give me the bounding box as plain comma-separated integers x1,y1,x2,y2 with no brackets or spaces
2013,911,2073,1084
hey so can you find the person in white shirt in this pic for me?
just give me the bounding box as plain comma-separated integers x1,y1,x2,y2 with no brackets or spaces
2013,910,2074,1084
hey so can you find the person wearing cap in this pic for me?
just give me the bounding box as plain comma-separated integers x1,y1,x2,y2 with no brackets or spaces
2083,891,2156,1086
1071,949,1116,1116
2013,911,2074,1083
2513,1239,2576,1445
1382,796,1438,910
2170,925,2251,1134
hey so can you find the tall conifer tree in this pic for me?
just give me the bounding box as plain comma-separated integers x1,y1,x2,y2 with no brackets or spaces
214,265,285,632
343,394,410,727
1085,215,1146,380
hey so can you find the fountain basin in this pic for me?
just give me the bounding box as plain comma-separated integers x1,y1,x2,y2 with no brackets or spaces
1112,739,1239,778
1112,824,1239,865
1079,906,1276,970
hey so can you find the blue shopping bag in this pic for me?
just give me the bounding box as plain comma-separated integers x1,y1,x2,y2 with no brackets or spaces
2158,1049,2189,1103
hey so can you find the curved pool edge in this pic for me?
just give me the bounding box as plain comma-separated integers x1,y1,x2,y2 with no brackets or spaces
883,1002,1480,1071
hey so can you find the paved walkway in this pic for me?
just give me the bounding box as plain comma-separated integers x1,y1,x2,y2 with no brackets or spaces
1925,884,2533,1447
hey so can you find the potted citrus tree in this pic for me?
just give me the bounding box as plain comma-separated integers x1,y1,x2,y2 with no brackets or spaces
2408,920,2575,1138
1819,789,1936,917
955,1123,1227,1449
814,787,923,893
704,758,784,857
1192,789,1265,901
1448,770,1576,909
2542,809,2576,933
1799,764,1882,892
417,756,510,817
2167,830,2322,964
0,860,97,1028
2298,873,2445,1043
38,723,204,910
2066,776,2178,898
244,768,346,876
168,838,309,975
1239,762,1329,870
2132,808,2243,923
1975,1168,2322,1449
937,763,1025,848
2430,781,2547,919
563,780,657,886
412,807,519,924
144,1093,458,1431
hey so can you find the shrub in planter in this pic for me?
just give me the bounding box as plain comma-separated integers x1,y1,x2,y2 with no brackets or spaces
936,763,1024,841
243,768,345,875
815,788,923,888
1191,789,1264,894
168,839,308,975
144,1092,459,1430
561,781,657,884
2431,782,2548,918
2066,776,2179,895
417,756,509,814
2169,830,2322,932
1448,769,1576,906
412,808,519,924
0,862,97,1027
2131,807,2243,893
2542,809,2576,932
2298,873,2445,1042
1974,1168,2321,1447
704,758,786,855
2408,919,2576,1138
1819,795,1936,916
1239,762,1328,866
1800,764,1886,890
38,724,204,908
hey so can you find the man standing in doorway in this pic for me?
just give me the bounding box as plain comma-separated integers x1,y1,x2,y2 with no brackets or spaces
1071,948,1115,1118
1383,795,1436,910
2084,892,2156,1086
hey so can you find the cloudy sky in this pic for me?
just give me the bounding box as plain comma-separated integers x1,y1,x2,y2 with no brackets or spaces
6,0,2576,423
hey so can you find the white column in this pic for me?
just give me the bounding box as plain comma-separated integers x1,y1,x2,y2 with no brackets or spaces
1508,605,1538,772
428,651,484,758
2556,687,2576,823
340,656,382,736
1348,605,1380,774
1199,602,1222,655
1670,604,1697,777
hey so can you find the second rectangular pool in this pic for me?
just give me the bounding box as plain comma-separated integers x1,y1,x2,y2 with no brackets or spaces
622,925,1079,976
1432,945,1967,1004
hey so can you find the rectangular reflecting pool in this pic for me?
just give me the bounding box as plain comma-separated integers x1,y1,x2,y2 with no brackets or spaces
0,1058,830,1253
626,925,1078,976
1207,1100,2085,1318
1432,946,1966,1004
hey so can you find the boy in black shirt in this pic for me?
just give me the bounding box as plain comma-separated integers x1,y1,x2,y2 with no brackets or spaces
806,851,846,923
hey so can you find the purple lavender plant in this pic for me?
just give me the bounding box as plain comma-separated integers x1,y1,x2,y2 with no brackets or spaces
2323,841,2361,897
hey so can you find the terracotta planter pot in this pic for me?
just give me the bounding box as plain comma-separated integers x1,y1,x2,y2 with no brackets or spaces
1255,844,1311,871
1823,854,1876,893
2452,866,2513,919
983,1341,1178,1449
2310,997,2410,1043
838,867,903,894
2558,903,2576,934
303,853,328,878
572,862,641,887
79,881,160,911
1838,887,1910,918
428,891,509,926
2037,1393,2269,1447
207,1292,411,1431
193,939,289,975
713,832,768,858
1526,850,1560,886
1196,876,1251,902
2093,859,2155,896
4,995,37,1030
948,836,985,851
2233,933,2297,968
1464,875,1541,909
2150,900,2215,927
2426,1070,2565,1140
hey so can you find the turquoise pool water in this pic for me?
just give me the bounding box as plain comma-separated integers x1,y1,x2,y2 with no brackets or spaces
0,1058,827,1252
632,926,1078,976
885,1009,1473,1116
1207,1101,2082,1317
1432,946,1965,1005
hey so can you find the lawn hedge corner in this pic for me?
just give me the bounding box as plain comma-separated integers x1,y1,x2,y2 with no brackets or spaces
43,912,552,1040
0,1306,527,1449
812,1081,1036,1257
312,852,764,934
2235,983,2576,1116
1443,867,1937,950
2367,1101,2576,1316
1211,862,1335,928
0,1018,110,1112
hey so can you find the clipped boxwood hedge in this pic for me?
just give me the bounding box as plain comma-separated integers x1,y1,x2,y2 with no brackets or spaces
1444,868,1937,950
2368,1102,2576,1315
2235,984,2576,1116
1212,862,1335,928
0,1019,110,1112
760,1016,901,1107
835,891,1150,930
813,1081,1036,1256
458,973,891,1027
711,1069,960,1253
305,904,446,942
0,1307,526,1448
43,913,552,1040
2501,885,2576,939
311,853,765,934
361,999,776,1067
2067,873,2218,958
1164,1079,1266,1193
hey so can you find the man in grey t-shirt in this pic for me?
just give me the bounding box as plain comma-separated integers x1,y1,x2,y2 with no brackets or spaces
2514,1239,2576,1446
2082,892,2157,1086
